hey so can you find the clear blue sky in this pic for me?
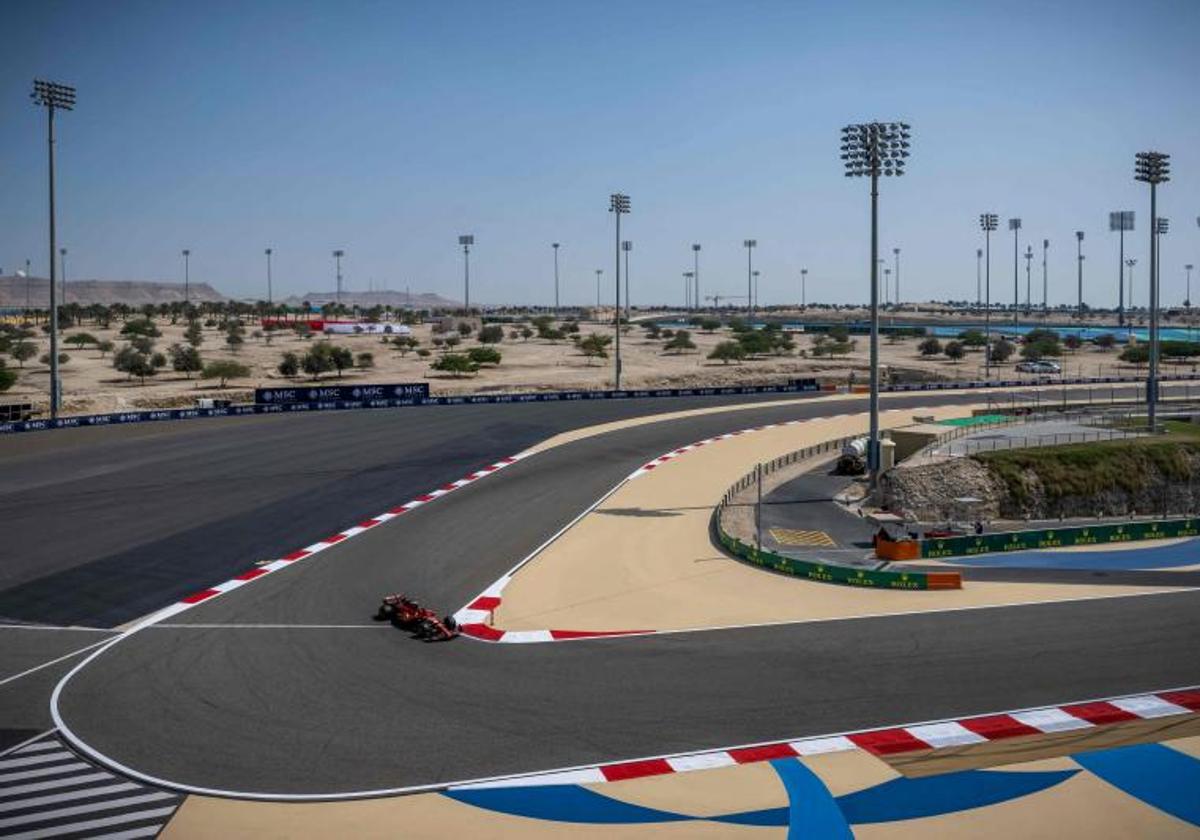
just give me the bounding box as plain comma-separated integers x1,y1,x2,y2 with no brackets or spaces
2,0,1198,308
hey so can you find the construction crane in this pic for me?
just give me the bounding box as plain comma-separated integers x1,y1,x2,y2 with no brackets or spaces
705,294,749,309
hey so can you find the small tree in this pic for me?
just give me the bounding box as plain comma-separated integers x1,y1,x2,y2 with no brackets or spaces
520,326,533,341
578,333,611,364
478,325,504,344
225,323,245,353
467,346,501,366
700,318,722,333
120,318,161,338
169,343,203,378
329,345,353,377
278,352,300,377
1064,334,1082,352
958,329,987,348
65,333,97,351
990,338,1015,363
0,359,16,392
457,321,474,338
130,334,155,355
416,348,432,358
301,346,333,379
708,341,746,365
11,341,37,368
664,329,697,354
444,334,462,351
40,352,70,365
431,353,479,377
202,359,252,387
1095,333,1116,350
96,339,114,358
1120,344,1149,366
944,340,965,363
184,320,204,348
918,337,942,356
356,351,375,369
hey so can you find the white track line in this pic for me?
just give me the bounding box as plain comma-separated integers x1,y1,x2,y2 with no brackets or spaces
0,638,116,688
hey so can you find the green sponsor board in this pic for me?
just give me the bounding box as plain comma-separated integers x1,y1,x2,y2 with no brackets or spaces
920,518,1200,559
718,528,932,590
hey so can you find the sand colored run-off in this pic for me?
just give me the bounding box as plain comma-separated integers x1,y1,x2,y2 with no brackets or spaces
495,404,1176,633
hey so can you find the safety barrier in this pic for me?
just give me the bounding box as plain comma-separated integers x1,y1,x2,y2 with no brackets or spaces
715,518,961,590
912,517,1200,559
714,436,962,590
5,371,1200,436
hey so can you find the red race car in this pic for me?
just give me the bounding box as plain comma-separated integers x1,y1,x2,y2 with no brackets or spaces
376,594,459,641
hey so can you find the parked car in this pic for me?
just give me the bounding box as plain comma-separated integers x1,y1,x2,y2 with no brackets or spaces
1016,360,1061,374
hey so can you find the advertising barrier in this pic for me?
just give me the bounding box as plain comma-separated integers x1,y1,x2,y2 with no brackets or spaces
918,517,1200,559
4,372,1199,436
255,383,430,403
716,526,961,590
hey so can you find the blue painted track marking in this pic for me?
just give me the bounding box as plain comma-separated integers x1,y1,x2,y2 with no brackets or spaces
769,758,853,839
1073,743,1200,828
951,538,1200,570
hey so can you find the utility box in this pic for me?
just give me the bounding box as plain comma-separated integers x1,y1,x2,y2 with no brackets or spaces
880,437,897,472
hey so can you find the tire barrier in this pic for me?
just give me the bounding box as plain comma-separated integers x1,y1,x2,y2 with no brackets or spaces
889,517,1200,560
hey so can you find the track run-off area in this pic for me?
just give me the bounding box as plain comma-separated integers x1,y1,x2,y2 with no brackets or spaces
1,384,1198,808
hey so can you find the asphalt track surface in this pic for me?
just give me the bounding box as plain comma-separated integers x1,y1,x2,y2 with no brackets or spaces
6,386,1200,797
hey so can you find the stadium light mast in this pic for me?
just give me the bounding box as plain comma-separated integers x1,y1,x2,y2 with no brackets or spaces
1041,239,1049,312
1075,231,1085,317
743,239,757,318
594,269,603,310
683,272,694,309
752,269,761,311
1024,245,1034,314
801,267,808,309
979,214,998,378
1008,218,1022,328
59,248,67,309
1110,211,1135,327
552,243,560,315
1156,218,1169,316
458,235,474,312
1126,259,1137,315
182,249,191,308
976,248,982,307
31,79,74,420
265,248,273,308
332,250,344,306
1135,150,1170,431
692,244,702,311
892,247,901,306
622,240,632,322
609,193,630,389
1186,264,1194,309
842,120,911,490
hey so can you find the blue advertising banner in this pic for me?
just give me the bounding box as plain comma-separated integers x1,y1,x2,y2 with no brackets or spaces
255,383,429,403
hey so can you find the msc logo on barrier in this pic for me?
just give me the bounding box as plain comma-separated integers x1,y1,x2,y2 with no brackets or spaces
255,383,430,404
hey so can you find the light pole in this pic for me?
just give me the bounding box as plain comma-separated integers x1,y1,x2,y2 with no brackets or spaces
1126,259,1137,316
265,248,273,308
883,268,892,311
841,120,911,490
1187,264,1194,309
332,249,344,307
976,248,982,307
609,194,630,389
622,240,632,322
1134,150,1170,431
801,268,808,309
743,239,757,318
1075,231,1085,317
683,272,694,308
1156,218,1169,321
594,269,603,311
552,243,560,315
752,270,760,311
1024,245,1033,313
1110,211,1135,327
31,79,74,420
892,247,901,306
980,214,998,378
692,244,701,311
182,249,191,308
1041,239,1049,313
1009,218,1021,329
458,235,474,312
59,247,67,309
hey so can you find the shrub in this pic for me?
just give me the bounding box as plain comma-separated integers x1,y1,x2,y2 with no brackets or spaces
664,329,697,354
11,341,37,367
944,340,965,362
467,346,501,366
918,337,942,356
356,351,375,369
478,325,504,344
578,333,611,364
169,343,203,377
990,339,1015,363
431,353,479,377
202,359,251,387
39,352,70,365
708,341,746,364
278,352,300,377
0,359,16,392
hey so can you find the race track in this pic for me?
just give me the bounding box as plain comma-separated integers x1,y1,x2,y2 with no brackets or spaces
4,388,1198,798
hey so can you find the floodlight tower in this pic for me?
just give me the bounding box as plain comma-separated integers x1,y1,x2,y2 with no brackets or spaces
979,214,999,378
1186,264,1194,309
1009,218,1021,328
609,193,630,389
59,248,67,308
1126,259,1138,314
1156,218,1169,317
458,235,474,311
1110,211,1135,326
1024,245,1034,313
892,247,901,306
622,240,632,321
683,272,694,308
976,248,982,307
801,267,808,309
1042,239,1049,312
552,243,560,314
594,269,603,310
1134,150,1170,430
332,250,344,306
841,120,911,489
752,269,761,311
182,249,191,307
1075,231,1085,317
692,244,702,310
265,248,273,308
31,79,74,419
743,240,757,318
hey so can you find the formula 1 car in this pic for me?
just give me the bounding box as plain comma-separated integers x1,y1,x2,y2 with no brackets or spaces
376,593,459,641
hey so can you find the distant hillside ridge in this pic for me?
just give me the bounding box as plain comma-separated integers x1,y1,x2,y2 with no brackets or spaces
282,290,462,309
0,276,226,306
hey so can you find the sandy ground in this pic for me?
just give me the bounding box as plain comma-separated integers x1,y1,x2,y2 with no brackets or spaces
2,313,1181,416
493,404,1178,633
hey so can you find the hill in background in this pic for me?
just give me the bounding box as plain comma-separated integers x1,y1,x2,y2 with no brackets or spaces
0,275,225,307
